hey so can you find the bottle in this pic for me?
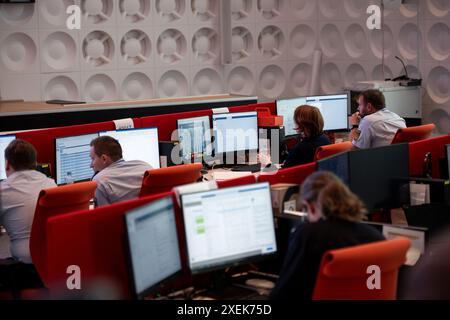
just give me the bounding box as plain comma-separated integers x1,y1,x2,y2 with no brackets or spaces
65,171,74,184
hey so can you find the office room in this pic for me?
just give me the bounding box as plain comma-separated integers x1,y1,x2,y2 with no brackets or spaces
0,0,450,312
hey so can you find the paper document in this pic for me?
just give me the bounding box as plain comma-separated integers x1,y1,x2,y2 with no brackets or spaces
212,171,253,180
113,118,134,130
382,225,425,266
410,182,430,206
212,107,229,114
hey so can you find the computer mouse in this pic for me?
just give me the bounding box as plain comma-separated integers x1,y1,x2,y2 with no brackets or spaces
245,278,275,290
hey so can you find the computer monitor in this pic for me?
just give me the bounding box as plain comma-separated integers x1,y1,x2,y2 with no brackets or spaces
55,133,99,185
181,182,277,274
177,116,212,162
212,111,258,154
99,128,160,169
124,196,182,299
317,143,409,212
0,134,16,181
276,93,349,136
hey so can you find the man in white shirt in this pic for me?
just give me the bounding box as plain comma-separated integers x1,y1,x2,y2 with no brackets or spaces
90,136,152,207
0,139,56,264
350,89,406,149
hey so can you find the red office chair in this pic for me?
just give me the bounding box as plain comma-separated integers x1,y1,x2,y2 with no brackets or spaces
391,124,436,144
30,181,97,287
139,163,203,197
313,237,411,300
314,141,353,161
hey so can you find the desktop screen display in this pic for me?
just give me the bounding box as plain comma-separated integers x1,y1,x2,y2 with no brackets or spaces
181,183,277,273
277,94,349,136
55,133,99,185
0,135,16,180
212,111,258,154
125,196,182,299
177,116,212,160
100,128,160,169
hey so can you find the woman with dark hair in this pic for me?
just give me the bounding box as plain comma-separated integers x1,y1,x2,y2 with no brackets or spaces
270,171,385,300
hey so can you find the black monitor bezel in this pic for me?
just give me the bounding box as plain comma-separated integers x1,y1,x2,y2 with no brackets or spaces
179,182,277,275
123,195,182,300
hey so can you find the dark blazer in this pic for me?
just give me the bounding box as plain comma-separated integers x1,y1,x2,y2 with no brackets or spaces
270,217,385,300
283,134,331,168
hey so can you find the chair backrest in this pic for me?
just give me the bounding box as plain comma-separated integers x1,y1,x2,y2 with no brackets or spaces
257,162,316,185
30,181,97,285
312,237,411,300
391,124,436,144
139,163,203,197
314,141,353,161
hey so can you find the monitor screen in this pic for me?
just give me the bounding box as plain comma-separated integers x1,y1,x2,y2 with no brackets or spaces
181,182,277,273
276,93,349,136
0,134,16,180
177,116,212,161
55,133,99,185
99,128,160,169
124,196,182,299
212,111,258,154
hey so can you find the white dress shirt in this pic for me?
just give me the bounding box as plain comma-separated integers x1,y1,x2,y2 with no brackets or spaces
92,159,152,207
352,108,406,149
0,170,56,263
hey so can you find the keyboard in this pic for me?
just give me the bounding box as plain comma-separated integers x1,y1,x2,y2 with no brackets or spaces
231,163,262,173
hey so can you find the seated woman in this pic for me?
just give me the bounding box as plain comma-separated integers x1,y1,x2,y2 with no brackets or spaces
270,171,385,300
261,105,331,169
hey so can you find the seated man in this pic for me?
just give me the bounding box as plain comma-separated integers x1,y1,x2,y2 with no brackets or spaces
90,136,153,206
350,89,406,149
0,139,56,264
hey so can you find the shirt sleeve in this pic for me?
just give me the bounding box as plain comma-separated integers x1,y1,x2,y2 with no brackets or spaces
352,119,372,149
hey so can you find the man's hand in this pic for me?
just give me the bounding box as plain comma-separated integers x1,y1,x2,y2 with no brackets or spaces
349,128,360,141
349,112,361,126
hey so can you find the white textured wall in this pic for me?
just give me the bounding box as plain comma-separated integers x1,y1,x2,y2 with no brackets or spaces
0,0,448,133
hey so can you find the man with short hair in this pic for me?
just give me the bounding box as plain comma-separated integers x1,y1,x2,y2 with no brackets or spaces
0,139,56,264
89,136,152,207
350,89,406,149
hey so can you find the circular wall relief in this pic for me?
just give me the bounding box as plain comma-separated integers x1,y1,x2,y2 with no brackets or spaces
43,31,77,70
320,63,342,93
192,28,219,64
343,0,366,18
259,64,285,99
318,0,339,19
158,70,188,97
40,0,75,26
85,73,117,101
344,24,366,59
429,108,450,135
369,25,394,59
427,66,450,104
427,23,450,61
0,33,37,72
227,66,255,95
157,29,187,65
156,0,185,23
0,3,34,26
257,0,283,20
290,24,315,59
290,63,312,96
121,72,153,100
258,25,285,60
121,29,151,65
372,64,393,81
192,0,218,22
400,0,419,18
193,68,222,95
291,0,316,20
398,23,421,60
119,0,151,23
344,63,367,87
44,76,79,101
319,24,342,58
232,26,253,63
83,31,115,67
427,0,450,17
231,0,252,21
81,0,114,24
